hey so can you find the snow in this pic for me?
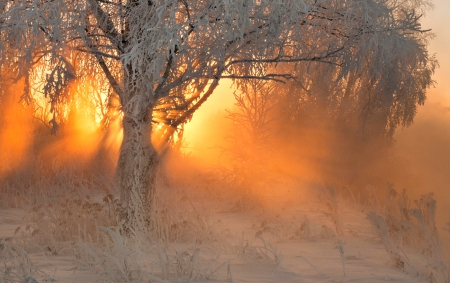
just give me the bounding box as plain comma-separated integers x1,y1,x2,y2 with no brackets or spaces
0,184,438,283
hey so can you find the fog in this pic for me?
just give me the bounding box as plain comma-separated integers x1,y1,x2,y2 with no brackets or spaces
0,6,448,227
183,85,450,224
0,1,446,214
0,2,449,282
0,77,122,205
393,99,450,229
180,0,450,228
0,0,447,262
393,0,450,230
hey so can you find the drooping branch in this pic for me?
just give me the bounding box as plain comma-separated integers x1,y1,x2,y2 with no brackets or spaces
226,45,347,68
173,79,220,128
82,30,123,98
217,73,297,84
75,47,120,60
88,0,124,54
156,77,221,151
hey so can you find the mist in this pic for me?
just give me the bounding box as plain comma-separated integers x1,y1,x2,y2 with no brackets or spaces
393,100,450,230
0,17,447,234
0,78,122,207
393,0,450,231
0,1,449,282
177,0,450,232
181,72,450,235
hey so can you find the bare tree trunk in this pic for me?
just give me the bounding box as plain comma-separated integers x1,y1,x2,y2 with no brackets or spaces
116,113,158,236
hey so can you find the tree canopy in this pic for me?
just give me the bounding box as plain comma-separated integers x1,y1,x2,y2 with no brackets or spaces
0,0,433,130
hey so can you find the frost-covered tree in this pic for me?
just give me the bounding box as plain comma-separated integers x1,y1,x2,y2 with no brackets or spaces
0,0,434,233
275,30,436,143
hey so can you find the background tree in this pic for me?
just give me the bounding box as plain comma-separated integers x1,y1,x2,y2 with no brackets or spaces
220,68,277,208
270,6,436,187
0,0,435,234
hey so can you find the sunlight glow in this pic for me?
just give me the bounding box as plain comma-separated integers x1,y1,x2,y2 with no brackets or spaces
0,80,34,173
183,79,235,162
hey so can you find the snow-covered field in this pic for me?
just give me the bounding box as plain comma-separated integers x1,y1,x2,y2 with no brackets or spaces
1,182,447,283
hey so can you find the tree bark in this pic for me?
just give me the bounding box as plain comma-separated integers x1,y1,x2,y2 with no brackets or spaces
116,112,158,236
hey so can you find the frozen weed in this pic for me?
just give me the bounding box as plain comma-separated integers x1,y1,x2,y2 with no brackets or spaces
336,239,345,276
367,190,450,282
0,240,52,283
320,224,337,238
74,226,147,282
20,189,233,282
324,186,344,236
367,212,411,271
297,254,322,275
252,208,338,241
343,184,381,213
73,227,230,282
231,232,283,268
253,215,312,241
25,192,119,250
156,246,228,281
319,186,344,237
0,151,114,210
151,192,226,244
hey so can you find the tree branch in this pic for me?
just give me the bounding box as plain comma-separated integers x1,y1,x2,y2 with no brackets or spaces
82,30,123,98
155,77,221,151
88,0,124,54
226,45,346,67
74,47,120,60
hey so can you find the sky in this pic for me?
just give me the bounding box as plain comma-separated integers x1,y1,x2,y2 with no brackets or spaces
414,0,450,106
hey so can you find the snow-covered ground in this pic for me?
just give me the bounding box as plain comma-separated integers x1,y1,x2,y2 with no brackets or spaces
1,183,446,283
